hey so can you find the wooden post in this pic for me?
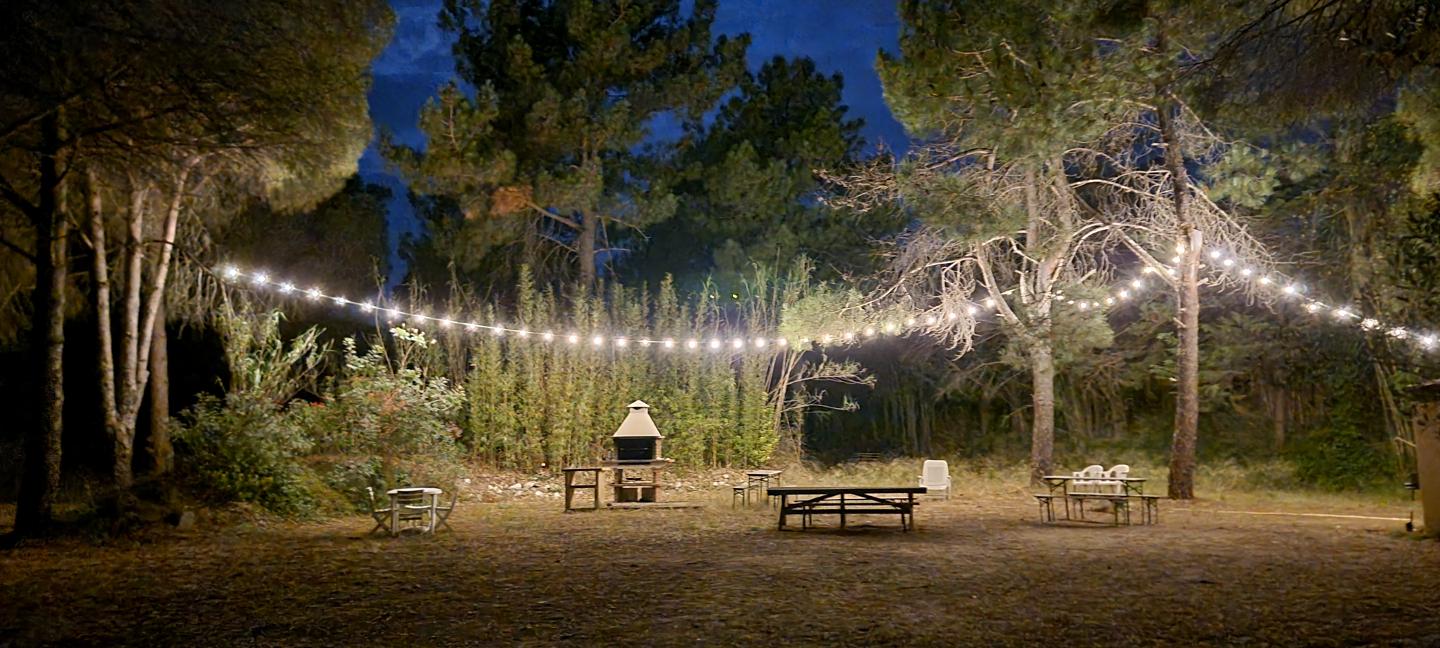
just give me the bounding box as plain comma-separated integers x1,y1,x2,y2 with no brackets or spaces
1407,382,1440,536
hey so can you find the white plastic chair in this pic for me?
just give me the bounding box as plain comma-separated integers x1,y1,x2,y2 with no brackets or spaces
918,460,951,499
1071,464,1104,494
1098,464,1130,494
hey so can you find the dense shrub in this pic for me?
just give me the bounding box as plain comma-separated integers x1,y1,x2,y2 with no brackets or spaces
1290,422,1396,491
175,393,315,514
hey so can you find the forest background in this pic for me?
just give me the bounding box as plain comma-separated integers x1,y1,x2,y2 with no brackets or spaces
3,0,1440,530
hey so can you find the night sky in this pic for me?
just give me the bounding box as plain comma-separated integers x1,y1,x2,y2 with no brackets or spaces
357,0,908,277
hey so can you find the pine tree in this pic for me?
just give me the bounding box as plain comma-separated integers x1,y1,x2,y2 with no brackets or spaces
388,0,747,289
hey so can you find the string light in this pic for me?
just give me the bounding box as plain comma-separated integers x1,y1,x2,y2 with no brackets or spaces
216,255,1440,358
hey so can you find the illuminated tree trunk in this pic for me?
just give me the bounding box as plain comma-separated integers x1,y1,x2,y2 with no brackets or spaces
94,161,193,504
146,301,172,477
1159,94,1201,499
579,213,597,289
1029,341,1056,484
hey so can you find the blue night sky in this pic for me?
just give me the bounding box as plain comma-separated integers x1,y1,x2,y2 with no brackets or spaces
357,0,909,274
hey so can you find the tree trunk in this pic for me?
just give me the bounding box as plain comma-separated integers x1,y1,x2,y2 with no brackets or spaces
1160,92,1201,498
14,114,66,538
1029,343,1056,485
147,300,172,476
578,213,597,289
1270,386,1287,452
87,169,131,504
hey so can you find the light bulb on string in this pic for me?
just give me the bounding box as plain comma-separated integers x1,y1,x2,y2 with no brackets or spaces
1208,250,1222,260
615,337,628,347
686,339,698,349
222,265,240,280
465,322,479,332
279,282,295,294
731,338,743,349
863,327,876,337
663,338,674,349
251,271,269,286
708,339,721,350
543,331,555,342
777,338,788,347
592,335,604,347
754,338,766,348
332,295,346,306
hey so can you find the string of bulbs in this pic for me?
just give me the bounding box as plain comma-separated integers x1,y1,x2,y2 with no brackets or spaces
214,249,1438,354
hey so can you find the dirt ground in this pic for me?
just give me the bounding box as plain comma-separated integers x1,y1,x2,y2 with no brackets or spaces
1,491,1438,647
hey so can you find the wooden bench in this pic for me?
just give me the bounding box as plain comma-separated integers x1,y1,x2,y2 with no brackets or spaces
731,484,749,508
562,467,602,512
769,486,925,532
1136,494,1162,525
1033,494,1057,522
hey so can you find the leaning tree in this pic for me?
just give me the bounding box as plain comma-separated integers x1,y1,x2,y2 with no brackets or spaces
830,0,1274,491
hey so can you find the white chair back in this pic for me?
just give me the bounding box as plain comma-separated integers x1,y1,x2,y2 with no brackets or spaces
1073,464,1104,493
919,460,952,498
1107,464,1130,479
922,460,949,486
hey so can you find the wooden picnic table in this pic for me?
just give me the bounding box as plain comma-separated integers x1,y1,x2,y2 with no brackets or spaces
1037,475,1153,524
769,486,925,532
1040,475,1147,496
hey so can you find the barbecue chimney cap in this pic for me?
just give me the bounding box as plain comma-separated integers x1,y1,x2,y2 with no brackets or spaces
614,400,662,438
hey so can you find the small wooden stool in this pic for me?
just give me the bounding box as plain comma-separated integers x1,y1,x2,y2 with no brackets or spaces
563,467,602,511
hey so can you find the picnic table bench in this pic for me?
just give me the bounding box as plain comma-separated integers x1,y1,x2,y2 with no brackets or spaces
769,486,925,532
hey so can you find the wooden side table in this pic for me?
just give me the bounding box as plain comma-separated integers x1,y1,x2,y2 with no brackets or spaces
563,467,603,511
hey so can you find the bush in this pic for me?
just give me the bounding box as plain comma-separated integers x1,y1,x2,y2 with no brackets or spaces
175,393,315,515
1290,422,1396,491
310,330,466,489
